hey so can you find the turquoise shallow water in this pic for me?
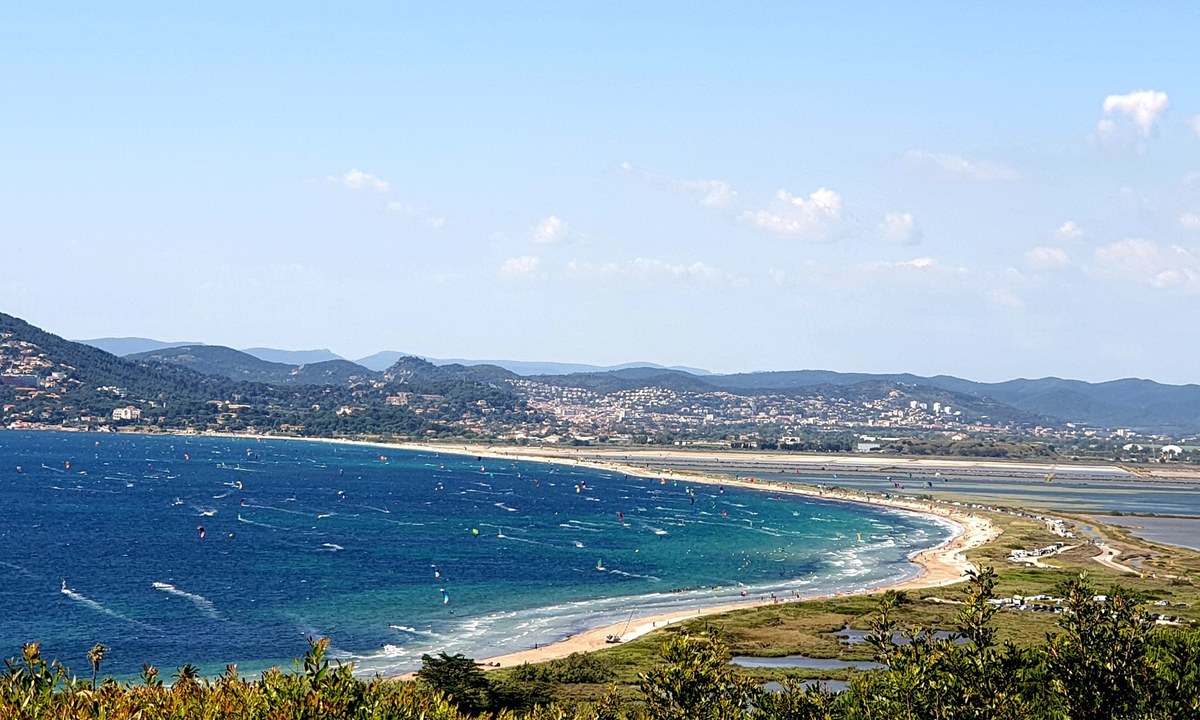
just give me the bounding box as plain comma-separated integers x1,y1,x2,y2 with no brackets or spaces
0,431,952,676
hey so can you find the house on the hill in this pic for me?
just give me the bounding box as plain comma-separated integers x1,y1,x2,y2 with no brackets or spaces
112,406,142,421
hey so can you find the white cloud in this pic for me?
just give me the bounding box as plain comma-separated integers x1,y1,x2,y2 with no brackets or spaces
565,260,618,278
1191,115,1200,138
844,257,969,291
742,187,845,241
328,168,390,192
677,179,738,208
1056,221,1084,240
856,257,972,281
988,288,1024,309
904,150,1019,182
531,215,567,244
869,257,937,271
877,212,922,245
630,258,721,282
1180,213,1200,231
1097,90,1169,139
566,257,726,285
500,255,541,278
1092,238,1200,292
621,162,739,209
387,202,446,229
1025,246,1071,270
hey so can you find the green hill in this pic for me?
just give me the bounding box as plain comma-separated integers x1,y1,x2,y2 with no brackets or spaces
0,313,514,437
127,345,300,384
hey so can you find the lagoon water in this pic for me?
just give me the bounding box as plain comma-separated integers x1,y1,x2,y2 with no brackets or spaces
0,431,951,676
1100,516,1200,551
741,467,1200,518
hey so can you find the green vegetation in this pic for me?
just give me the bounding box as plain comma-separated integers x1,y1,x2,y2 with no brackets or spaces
879,437,1056,459
5,571,1198,719
10,310,1200,447
0,312,542,437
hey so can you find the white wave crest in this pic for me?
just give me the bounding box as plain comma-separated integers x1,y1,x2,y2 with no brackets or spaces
152,581,222,620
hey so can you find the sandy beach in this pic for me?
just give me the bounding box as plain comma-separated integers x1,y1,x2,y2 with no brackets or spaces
367,440,1003,673
470,506,995,671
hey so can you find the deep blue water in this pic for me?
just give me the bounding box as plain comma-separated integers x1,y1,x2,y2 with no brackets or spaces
0,431,951,676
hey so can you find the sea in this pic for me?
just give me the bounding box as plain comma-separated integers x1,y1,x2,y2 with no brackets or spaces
0,431,953,677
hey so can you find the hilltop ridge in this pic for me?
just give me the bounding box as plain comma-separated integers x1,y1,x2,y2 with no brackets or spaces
7,312,1200,451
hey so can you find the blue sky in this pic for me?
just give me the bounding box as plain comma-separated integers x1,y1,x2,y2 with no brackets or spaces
3,3,1200,382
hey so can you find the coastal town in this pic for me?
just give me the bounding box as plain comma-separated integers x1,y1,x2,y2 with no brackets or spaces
3,321,1198,466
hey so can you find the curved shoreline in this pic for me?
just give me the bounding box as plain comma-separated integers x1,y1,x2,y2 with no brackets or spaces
189,432,997,672
362,440,1000,673
465,509,990,672
21,430,1001,673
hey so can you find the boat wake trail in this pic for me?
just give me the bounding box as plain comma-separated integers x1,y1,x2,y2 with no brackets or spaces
237,513,281,530
152,581,223,620
242,503,310,517
609,569,662,582
61,582,159,631
0,561,35,578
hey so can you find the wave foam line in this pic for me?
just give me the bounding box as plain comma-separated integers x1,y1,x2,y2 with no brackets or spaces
152,581,223,620
388,624,439,637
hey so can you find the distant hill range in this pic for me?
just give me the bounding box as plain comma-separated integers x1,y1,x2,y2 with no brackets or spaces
242,347,344,365
80,338,346,367
701,370,1200,433
82,337,712,377
7,314,527,436
125,346,376,386
38,323,1200,434
78,336,204,356
438,359,713,376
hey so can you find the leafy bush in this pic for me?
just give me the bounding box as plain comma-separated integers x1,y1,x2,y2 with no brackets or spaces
510,652,616,684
